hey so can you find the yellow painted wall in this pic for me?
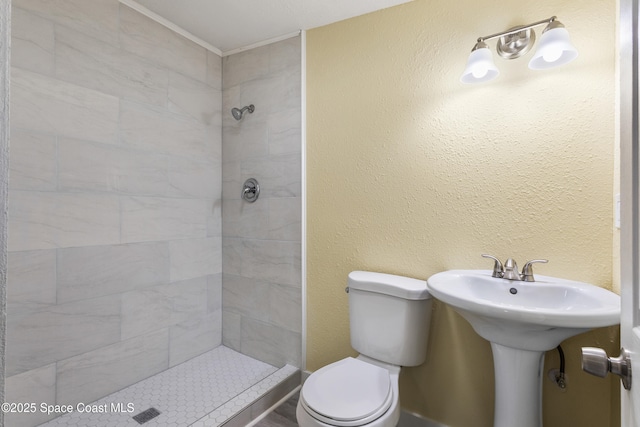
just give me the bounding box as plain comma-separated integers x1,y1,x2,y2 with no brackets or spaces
306,0,619,426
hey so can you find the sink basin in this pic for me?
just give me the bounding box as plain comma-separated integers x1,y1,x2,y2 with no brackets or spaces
426,269,621,427
427,269,620,350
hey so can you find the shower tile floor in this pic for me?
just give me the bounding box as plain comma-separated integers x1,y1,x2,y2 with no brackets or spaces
40,346,298,427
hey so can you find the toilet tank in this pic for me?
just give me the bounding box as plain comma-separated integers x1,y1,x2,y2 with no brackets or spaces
348,271,433,367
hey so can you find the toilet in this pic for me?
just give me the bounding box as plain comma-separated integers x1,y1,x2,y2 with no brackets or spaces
296,271,433,427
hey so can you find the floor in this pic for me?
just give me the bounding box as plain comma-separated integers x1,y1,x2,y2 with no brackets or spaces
40,346,298,427
252,391,440,427
253,393,299,427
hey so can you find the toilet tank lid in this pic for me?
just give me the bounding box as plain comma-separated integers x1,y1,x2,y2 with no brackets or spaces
348,271,431,300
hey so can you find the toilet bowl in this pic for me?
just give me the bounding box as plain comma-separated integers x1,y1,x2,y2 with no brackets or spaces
296,271,433,427
296,356,401,427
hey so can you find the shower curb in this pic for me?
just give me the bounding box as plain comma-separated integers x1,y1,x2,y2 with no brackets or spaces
191,364,301,426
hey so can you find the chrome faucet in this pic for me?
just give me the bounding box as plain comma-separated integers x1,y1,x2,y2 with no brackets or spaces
481,254,548,282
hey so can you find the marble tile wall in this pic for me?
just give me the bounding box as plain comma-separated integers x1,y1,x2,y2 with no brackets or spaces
6,2,222,426
222,37,302,368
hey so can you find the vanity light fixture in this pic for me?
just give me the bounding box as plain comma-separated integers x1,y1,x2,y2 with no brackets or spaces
460,16,578,84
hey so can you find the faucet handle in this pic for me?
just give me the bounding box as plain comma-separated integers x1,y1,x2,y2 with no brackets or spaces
521,259,548,282
482,254,504,278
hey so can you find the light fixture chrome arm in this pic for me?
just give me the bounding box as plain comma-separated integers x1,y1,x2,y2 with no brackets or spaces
476,16,556,43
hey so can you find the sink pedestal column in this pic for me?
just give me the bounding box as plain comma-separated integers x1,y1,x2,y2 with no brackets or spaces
491,343,545,427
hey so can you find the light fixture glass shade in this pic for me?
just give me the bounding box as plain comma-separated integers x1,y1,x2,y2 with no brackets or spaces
528,25,578,70
460,45,500,84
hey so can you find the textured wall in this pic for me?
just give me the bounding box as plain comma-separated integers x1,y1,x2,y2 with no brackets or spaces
221,36,302,368
307,0,619,426
6,2,222,426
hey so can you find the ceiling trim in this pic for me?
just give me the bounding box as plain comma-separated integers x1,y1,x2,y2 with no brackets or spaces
222,31,301,57
119,0,223,56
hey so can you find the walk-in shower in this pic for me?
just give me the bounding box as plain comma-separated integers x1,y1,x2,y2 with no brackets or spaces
5,1,302,424
231,104,255,120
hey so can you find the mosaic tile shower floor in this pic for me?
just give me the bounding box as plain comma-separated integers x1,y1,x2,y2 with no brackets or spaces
40,346,297,427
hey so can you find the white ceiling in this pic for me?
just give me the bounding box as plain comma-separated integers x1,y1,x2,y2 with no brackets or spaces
126,0,413,54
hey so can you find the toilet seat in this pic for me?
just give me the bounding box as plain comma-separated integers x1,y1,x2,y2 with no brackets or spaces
300,357,393,427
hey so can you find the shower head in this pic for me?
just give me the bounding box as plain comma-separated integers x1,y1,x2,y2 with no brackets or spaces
231,104,255,120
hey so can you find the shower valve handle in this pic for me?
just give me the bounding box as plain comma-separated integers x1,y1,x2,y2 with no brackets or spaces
241,178,260,203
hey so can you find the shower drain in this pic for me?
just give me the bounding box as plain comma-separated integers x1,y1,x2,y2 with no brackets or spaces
132,407,161,424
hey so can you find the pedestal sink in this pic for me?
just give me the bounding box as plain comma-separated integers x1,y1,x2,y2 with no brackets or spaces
426,270,620,427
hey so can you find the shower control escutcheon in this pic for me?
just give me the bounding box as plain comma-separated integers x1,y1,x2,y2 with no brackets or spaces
242,178,260,203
